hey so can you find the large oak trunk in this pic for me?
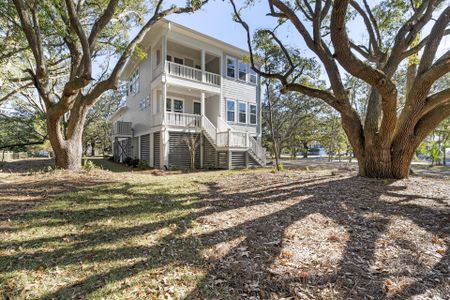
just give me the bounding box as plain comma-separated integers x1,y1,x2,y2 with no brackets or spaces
47,104,89,171
352,141,416,179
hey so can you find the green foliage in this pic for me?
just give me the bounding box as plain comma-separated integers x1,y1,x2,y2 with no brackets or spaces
137,159,148,169
83,159,97,172
0,105,46,151
271,163,283,173
430,142,442,165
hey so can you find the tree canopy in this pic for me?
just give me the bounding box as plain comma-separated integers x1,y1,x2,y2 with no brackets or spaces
231,0,450,178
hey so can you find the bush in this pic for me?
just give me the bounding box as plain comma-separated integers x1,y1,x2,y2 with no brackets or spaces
83,159,96,172
137,160,147,169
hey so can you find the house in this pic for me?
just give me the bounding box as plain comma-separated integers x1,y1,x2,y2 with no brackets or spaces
111,19,266,170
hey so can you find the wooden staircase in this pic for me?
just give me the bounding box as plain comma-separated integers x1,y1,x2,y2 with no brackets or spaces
201,116,266,167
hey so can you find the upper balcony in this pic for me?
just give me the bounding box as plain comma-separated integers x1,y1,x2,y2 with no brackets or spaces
153,39,221,88
165,61,220,86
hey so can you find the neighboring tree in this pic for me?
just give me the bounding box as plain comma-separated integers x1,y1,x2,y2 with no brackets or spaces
182,134,201,170
1,0,207,170
231,0,450,178
83,91,124,156
431,117,450,165
263,82,322,170
320,109,350,162
0,90,47,154
429,141,442,166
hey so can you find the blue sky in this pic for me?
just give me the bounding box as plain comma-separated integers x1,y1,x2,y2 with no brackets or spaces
166,0,449,60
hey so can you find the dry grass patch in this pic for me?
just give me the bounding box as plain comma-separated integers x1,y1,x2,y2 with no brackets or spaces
0,161,449,299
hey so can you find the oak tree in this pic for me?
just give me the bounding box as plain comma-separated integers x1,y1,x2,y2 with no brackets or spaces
231,0,450,178
1,0,206,170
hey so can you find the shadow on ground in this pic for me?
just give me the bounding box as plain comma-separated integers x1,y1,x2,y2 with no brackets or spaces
0,169,449,299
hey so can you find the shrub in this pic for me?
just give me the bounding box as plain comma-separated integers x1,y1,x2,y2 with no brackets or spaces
83,159,96,172
137,160,147,169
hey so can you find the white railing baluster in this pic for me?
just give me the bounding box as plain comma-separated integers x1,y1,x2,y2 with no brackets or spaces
165,61,220,86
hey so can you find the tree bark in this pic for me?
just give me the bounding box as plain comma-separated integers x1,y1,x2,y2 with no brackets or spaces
47,104,89,171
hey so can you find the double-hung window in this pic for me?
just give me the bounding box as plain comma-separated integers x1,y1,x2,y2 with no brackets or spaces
129,69,139,95
249,68,257,84
166,98,183,113
226,99,236,122
238,60,247,81
173,99,183,113
226,57,236,78
249,104,257,124
238,102,247,123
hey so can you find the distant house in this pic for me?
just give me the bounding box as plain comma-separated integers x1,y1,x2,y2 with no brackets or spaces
111,19,265,169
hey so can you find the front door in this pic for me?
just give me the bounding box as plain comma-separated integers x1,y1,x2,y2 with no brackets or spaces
194,102,201,115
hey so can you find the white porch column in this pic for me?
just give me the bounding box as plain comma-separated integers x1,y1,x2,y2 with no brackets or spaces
201,49,206,82
161,128,169,169
162,81,167,124
162,33,168,70
200,92,205,126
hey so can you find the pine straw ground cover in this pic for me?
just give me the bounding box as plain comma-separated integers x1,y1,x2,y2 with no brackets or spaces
0,162,449,299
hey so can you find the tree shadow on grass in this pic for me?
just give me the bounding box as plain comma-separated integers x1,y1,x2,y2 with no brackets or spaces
0,172,449,299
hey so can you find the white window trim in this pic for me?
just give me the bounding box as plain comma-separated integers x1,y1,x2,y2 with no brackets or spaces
173,56,184,65
166,97,185,113
129,69,139,95
249,68,257,84
226,56,236,79
238,101,248,124
249,104,257,125
226,99,236,123
238,60,248,82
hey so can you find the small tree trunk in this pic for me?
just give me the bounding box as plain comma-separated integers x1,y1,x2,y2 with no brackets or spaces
91,141,96,157
302,142,308,158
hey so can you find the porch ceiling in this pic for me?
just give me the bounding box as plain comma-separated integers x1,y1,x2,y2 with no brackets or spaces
165,83,219,98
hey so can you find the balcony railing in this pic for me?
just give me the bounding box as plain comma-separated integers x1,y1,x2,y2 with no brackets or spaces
112,121,132,136
165,61,220,86
165,112,201,127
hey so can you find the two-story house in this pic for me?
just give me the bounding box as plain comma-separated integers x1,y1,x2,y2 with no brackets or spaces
111,19,266,169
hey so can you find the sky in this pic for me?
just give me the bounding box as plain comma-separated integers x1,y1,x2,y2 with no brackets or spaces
165,0,449,60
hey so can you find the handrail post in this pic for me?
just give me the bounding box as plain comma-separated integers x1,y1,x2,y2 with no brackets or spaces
227,128,231,147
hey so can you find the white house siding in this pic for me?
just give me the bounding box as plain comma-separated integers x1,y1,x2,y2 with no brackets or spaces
221,78,258,134
205,95,220,126
117,50,153,136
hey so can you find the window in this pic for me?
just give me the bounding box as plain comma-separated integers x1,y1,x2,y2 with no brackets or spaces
174,99,183,113
166,55,172,61
139,96,150,111
249,104,257,124
174,57,183,65
226,57,236,78
238,60,247,81
226,99,235,122
129,69,139,94
166,98,183,113
249,68,257,84
239,102,247,123
166,98,172,112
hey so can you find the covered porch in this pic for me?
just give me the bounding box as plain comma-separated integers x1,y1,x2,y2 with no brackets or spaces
150,84,220,129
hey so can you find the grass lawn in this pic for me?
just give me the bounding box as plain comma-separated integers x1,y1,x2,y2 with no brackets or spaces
0,159,449,299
